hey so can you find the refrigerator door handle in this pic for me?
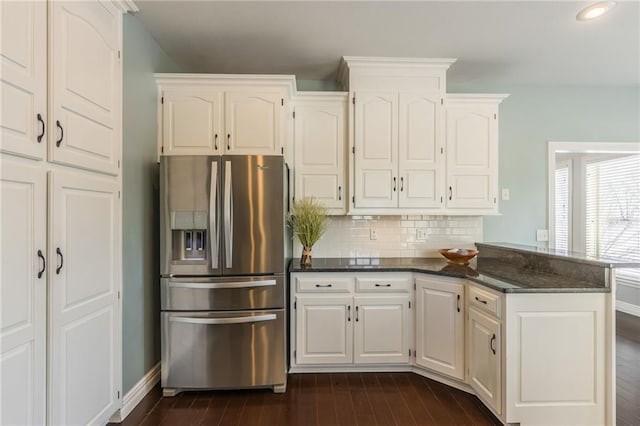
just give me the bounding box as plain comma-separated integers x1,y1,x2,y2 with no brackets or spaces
224,160,233,268
210,161,219,269
169,314,277,325
168,279,276,289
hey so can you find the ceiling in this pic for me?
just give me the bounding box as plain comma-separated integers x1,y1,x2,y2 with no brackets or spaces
133,1,640,88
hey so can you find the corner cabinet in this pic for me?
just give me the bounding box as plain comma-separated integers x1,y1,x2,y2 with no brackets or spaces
290,273,412,369
445,95,507,212
292,92,348,214
156,75,296,157
0,1,129,425
415,276,465,380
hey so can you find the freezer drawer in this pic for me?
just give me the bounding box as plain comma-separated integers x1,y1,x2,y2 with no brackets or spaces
161,274,285,311
161,309,286,390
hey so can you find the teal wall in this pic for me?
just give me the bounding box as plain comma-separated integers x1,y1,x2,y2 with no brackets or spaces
447,85,640,245
122,14,180,394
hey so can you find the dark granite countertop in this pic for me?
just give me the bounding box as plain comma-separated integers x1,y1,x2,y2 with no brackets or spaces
477,242,640,268
289,257,610,294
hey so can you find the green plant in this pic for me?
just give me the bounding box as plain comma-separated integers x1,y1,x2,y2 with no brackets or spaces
287,197,328,248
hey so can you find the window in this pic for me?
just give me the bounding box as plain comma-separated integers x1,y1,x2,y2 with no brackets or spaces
555,163,570,251
585,154,640,284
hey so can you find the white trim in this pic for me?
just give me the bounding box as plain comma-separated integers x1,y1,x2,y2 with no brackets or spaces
616,300,640,317
109,363,161,423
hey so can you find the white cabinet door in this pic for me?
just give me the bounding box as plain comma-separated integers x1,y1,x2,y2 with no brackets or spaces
162,91,223,155
398,92,443,208
50,1,121,175
468,306,501,415
353,295,410,364
0,0,47,160
445,104,498,209
415,277,465,379
225,92,283,155
49,171,120,426
295,295,353,364
0,160,46,426
294,101,346,212
354,92,398,208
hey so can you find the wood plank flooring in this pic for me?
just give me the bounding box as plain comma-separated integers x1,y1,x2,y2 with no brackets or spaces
113,312,640,426
115,373,500,426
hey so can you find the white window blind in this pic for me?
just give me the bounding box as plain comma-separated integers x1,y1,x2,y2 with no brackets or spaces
585,154,640,284
555,165,570,251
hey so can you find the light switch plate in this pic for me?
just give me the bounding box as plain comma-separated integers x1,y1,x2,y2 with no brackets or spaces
416,229,428,241
501,188,510,201
536,229,549,242
370,228,378,240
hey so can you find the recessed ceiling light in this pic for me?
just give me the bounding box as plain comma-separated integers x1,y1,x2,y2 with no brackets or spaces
576,1,617,21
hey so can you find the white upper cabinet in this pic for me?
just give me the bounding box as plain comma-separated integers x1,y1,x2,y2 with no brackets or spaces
353,92,398,208
156,75,296,157
0,0,47,160
162,91,223,155
398,92,444,208
225,92,282,155
445,95,507,212
293,93,347,213
49,0,122,175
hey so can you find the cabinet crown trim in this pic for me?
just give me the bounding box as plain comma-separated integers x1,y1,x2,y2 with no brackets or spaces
155,73,297,97
446,93,510,104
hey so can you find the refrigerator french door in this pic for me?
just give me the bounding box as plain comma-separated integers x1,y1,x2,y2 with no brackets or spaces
159,155,286,395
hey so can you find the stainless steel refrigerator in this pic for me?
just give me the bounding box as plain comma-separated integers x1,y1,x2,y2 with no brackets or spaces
159,155,286,396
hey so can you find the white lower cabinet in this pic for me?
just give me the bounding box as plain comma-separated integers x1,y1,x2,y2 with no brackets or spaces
414,276,465,380
291,273,411,367
467,306,502,415
295,295,353,365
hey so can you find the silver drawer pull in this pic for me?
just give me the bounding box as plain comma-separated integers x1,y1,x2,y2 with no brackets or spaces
315,284,332,288
475,296,488,304
169,280,276,289
375,283,391,287
170,314,276,325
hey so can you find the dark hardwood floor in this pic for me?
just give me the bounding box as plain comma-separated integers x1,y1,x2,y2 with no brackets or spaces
115,373,501,426
616,311,640,426
113,312,640,426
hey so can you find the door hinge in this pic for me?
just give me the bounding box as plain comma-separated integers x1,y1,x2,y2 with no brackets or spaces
352,96,355,105
293,111,296,119
161,146,164,154
294,301,296,309
281,147,284,155
118,191,121,199
117,50,121,59
117,391,120,399
494,113,497,120
440,147,444,154
292,196,295,202
352,146,355,154
281,98,284,106
408,301,411,309
441,98,443,105
494,197,497,204
352,195,355,205
161,96,164,104
117,160,120,168
117,291,120,300
408,349,411,357
413,282,416,290
294,350,297,360
440,196,443,203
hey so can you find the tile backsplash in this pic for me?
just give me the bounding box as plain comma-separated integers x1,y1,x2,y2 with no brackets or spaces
293,215,483,258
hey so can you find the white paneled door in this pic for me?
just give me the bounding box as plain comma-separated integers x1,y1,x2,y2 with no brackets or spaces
468,306,501,414
0,0,47,160
162,91,223,155
49,171,120,425
50,0,121,175
0,160,46,426
224,92,282,155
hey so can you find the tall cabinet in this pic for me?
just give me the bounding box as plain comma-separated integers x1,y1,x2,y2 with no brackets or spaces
0,1,130,424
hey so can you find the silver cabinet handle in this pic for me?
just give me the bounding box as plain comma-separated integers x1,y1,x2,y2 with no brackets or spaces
224,160,233,268
169,280,276,289
209,161,219,269
169,314,276,325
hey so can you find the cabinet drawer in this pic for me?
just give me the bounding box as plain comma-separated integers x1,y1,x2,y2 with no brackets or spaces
356,277,411,292
469,285,501,318
296,276,353,293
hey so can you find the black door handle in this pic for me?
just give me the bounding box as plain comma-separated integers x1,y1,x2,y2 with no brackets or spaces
56,120,64,147
449,186,452,200
214,134,218,150
37,114,45,142
355,306,359,322
490,334,496,355
347,306,351,322
456,294,460,312
400,177,404,192
56,247,64,274
37,250,46,279
393,177,396,192
227,134,231,150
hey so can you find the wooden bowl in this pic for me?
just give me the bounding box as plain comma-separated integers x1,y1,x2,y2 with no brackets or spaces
438,248,479,265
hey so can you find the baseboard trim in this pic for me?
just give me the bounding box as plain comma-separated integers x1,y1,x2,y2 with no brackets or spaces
109,363,161,423
617,301,640,317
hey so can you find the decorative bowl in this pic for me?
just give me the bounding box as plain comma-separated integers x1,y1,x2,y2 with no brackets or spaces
438,248,479,265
